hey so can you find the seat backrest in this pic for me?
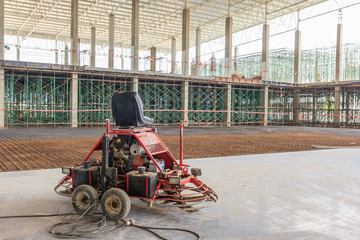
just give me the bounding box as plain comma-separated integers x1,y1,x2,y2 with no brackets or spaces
111,91,154,127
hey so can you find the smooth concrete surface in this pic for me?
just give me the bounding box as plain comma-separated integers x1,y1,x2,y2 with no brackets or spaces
1,149,360,239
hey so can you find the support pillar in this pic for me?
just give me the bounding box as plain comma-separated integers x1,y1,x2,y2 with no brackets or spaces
90,26,96,67
120,48,124,69
70,0,79,66
195,28,201,76
226,84,232,126
131,0,139,73
261,86,269,126
312,92,316,123
0,68,4,128
108,14,114,69
171,37,176,74
234,46,238,74
182,81,189,126
293,19,301,125
334,86,341,125
150,46,156,72
225,17,232,78
182,7,190,76
71,73,78,128
292,89,300,125
16,36,20,61
64,44,69,65
131,0,139,92
0,0,4,60
55,39,58,64
261,24,270,81
334,17,343,125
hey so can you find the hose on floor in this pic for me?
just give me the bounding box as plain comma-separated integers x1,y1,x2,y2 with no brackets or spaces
0,210,200,239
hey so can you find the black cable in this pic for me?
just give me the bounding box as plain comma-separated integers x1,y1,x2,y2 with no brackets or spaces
0,213,200,240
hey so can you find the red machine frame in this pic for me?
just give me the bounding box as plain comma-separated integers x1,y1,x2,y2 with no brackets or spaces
55,122,218,211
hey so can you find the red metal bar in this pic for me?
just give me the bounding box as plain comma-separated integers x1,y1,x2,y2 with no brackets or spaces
180,123,184,166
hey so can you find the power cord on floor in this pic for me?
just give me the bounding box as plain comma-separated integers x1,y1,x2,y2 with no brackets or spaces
0,211,200,240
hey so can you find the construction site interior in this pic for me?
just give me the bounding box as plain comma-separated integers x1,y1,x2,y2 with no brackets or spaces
1,0,360,239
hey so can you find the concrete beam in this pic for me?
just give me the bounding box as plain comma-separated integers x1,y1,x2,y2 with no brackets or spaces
261,86,269,126
71,73,78,128
0,67,4,128
334,86,341,125
182,8,190,76
225,17,233,78
182,81,189,126
226,84,232,126
195,28,201,76
261,24,270,81
171,37,176,74
0,0,3,60
335,23,343,83
294,30,301,84
90,26,96,67
108,14,115,70
150,46,156,72
131,0,139,73
70,0,79,66
64,44,69,65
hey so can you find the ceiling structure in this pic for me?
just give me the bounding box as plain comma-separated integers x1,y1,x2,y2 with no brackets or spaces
4,0,328,51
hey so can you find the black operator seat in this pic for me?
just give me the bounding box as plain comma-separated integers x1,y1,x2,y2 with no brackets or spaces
111,91,154,127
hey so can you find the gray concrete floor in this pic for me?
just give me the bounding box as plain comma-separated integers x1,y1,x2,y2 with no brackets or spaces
1,149,360,239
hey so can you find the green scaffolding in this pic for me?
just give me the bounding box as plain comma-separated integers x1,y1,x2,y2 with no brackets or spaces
231,86,262,124
188,83,226,124
138,80,182,125
4,71,70,127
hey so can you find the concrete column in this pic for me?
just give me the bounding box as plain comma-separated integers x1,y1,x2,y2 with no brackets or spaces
335,23,343,83
150,46,156,72
225,17,233,78
261,24,270,81
131,0,139,73
71,73,78,128
293,26,301,125
70,0,79,66
55,50,58,64
312,92,316,123
132,77,138,92
181,7,190,76
182,81,189,126
64,44,69,65
120,48,124,69
334,21,343,125
0,68,4,128
234,46,238,73
334,86,341,125
16,36,20,61
261,86,269,126
55,39,58,64
0,0,4,60
171,37,176,74
292,89,300,125
195,28,201,76
16,45,20,61
108,14,115,69
90,26,96,67
294,30,301,84
226,84,232,126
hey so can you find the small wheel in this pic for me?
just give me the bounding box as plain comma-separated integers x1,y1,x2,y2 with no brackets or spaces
101,188,131,220
71,184,99,216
